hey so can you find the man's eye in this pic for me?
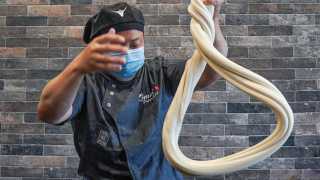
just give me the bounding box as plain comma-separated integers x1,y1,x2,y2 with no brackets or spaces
130,44,139,49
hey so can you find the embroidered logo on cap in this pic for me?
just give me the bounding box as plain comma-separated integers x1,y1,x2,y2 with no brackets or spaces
111,6,127,17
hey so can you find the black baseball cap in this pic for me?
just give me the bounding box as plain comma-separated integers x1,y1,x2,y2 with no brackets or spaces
83,2,145,44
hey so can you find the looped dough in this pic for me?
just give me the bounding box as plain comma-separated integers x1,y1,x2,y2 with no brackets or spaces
162,0,294,176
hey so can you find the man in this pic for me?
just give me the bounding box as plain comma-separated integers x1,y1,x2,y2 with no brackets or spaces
37,0,227,179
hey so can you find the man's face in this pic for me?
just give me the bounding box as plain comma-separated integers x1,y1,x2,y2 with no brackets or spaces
117,29,144,50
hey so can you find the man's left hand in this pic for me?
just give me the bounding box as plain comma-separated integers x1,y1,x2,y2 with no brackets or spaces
202,0,224,17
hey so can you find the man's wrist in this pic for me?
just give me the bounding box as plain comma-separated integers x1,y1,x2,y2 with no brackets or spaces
213,15,221,23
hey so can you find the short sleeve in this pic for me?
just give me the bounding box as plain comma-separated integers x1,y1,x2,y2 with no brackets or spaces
53,76,87,126
162,58,187,95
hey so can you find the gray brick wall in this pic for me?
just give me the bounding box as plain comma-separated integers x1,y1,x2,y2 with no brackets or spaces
0,0,319,179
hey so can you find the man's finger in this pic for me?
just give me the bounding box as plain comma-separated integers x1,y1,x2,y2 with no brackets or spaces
94,32,126,45
96,43,128,54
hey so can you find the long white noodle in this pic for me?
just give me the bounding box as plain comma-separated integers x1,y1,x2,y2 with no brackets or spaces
162,0,294,175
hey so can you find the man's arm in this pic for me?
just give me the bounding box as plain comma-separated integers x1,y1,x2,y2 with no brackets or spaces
195,0,228,91
37,28,127,124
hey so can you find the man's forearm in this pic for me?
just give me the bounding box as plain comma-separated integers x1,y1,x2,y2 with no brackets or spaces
213,15,228,57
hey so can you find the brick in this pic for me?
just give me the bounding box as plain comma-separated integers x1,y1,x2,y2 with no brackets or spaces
6,0,49,4
48,58,72,70
225,170,269,180
186,103,226,113
1,167,43,177
44,167,80,178
225,15,269,25
221,25,248,36
28,5,70,16
136,4,159,15
249,47,293,58
293,26,320,36
180,124,224,136
294,46,320,57
295,135,320,146
270,14,315,25
26,47,68,58
24,134,74,145
0,91,25,101
250,135,295,146
1,123,44,134
45,122,73,134
0,70,26,79
222,3,248,14
0,16,4,26
227,36,272,47
48,15,89,26
248,26,293,36
6,16,47,26
204,90,249,103
49,37,85,47
1,144,43,155
228,47,248,58
51,0,91,4
0,27,26,38
231,58,272,69
0,58,47,69
271,146,320,158
65,156,80,168
6,38,48,47
0,101,37,112
0,80,3,90
248,158,295,169
179,135,248,147
158,4,187,15
27,69,60,79
3,79,26,91
296,158,320,169
184,113,248,125
249,3,295,14
225,125,270,135
272,58,317,68
145,15,179,25
23,156,65,167
0,48,26,58
71,4,92,15
0,5,27,16
24,112,42,123
0,156,24,166
180,146,224,160
145,36,181,47
0,134,22,144
44,145,77,156
295,68,320,79
302,170,320,180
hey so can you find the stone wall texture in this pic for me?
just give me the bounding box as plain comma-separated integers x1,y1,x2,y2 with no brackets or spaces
1,0,320,179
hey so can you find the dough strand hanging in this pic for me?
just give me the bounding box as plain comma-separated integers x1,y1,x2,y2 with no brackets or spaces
162,0,294,176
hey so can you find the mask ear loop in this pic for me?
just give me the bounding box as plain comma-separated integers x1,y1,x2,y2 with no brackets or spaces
162,0,294,176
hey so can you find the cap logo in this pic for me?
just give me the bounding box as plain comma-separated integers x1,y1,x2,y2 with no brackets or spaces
112,6,127,17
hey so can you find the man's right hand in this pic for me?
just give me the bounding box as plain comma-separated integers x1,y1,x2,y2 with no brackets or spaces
75,27,128,74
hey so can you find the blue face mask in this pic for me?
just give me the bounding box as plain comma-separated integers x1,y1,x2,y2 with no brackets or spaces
108,46,145,79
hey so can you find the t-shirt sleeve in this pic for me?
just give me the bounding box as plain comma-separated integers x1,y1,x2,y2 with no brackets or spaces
162,58,187,95
53,75,87,126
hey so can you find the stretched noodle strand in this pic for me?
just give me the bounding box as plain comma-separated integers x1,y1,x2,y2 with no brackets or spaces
162,0,294,175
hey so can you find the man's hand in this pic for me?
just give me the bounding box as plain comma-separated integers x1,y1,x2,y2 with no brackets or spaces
74,27,128,75
202,0,224,17
195,0,227,91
